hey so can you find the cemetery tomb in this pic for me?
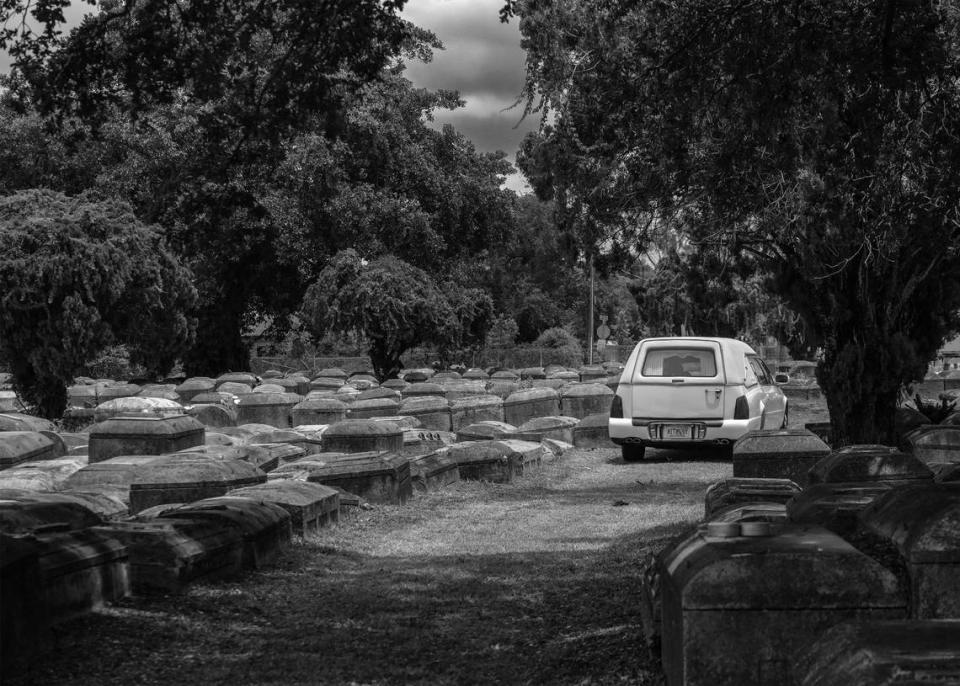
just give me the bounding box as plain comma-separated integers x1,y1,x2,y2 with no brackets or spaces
357,387,402,402
519,367,547,380
347,397,401,419
188,392,239,407
398,396,452,432
503,388,561,427
0,490,105,534
57,432,89,453
87,415,206,463
492,440,544,474
438,380,488,401
0,456,87,492
62,455,162,502
402,369,432,383
732,429,832,487
530,377,569,391
447,441,526,483
541,438,574,459
490,370,520,381
573,413,615,449
1,534,51,680
128,453,267,514
786,481,898,539
227,480,340,534
213,382,253,397
252,383,288,394
92,518,244,593
381,378,409,391
310,377,345,392
186,403,237,429
205,432,241,446
93,396,184,423
548,370,580,382
709,501,788,524
285,375,312,396
807,444,934,484
514,416,579,444
372,415,422,430
578,365,608,382
232,422,279,437
658,523,905,686
0,412,56,432
0,389,25,413
176,443,289,473
246,428,322,455
449,395,505,431
901,424,960,468
401,429,456,458
402,382,447,399
703,477,803,520
484,379,520,399
462,368,489,381
0,431,66,471
796,619,960,685
315,368,349,380
261,370,284,379
408,448,461,492
559,383,615,419
859,482,960,618
322,419,404,454
291,398,348,429
27,528,130,623
67,382,110,408
455,420,518,442
51,490,128,519
215,372,258,389
334,386,361,402
136,384,181,402
432,371,462,382
235,392,301,429
288,451,412,505
894,407,930,441
174,377,217,403
95,383,142,402
349,373,379,385
159,496,292,569
348,379,378,392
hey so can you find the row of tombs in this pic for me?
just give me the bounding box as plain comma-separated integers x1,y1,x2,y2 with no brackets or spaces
650,426,960,685
0,367,622,678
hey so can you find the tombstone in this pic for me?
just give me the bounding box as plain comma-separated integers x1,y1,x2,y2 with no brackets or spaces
347,397,401,419
213,382,252,397
285,375,312,396
462,368,489,381
514,416,579,444
310,376,345,392
0,390,25,413
455,421,518,442
92,518,244,593
432,371,462,382
216,372,258,389
174,377,217,403
402,369,433,383
732,429,832,487
187,403,238,428
900,424,960,469
1,534,51,680
786,481,899,539
859,482,960,618
578,365,608,382
659,523,906,686
808,444,934,485
485,379,520,399
519,367,547,380
503,388,561,427
438,380,488,401
796,619,960,685
25,528,130,623
62,455,161,504
235,392,300,429
315,368,348,380
447,440,538,483
703,477,802,520
136,384,181,402
709,501,788,524
0,431,66,471
158,497,292,569
559,383,614,419
252,382,287,394
93,396,184,423
0,412,56,432
246,428,322,456
398,396,452,432
408,448,461,492
282,451,411,505
0,456,87,492
227,480,340,534
321,419,404,454
0,491,105,534
87,415,205,463
128,453,267,514
291,397,348,427
95,383,142,402
449,395,504,431
573,413,615,449
402,382,447,399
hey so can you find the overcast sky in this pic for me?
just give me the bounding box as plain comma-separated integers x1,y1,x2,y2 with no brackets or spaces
1,0,538,193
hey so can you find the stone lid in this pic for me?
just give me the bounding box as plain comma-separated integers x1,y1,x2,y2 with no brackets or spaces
705,477,802,502
576,413,610,429
548,371,580,381
560,382,614,398
859,482,960,562
403,382,446,397
0,413,56,432
129,454,266,489
491,370,520,380
455,421,518,441
519,367,547,380
709,502,789,523
227,479,339,508
215,372,258,387
314,368,348,379
94,397,184,422
190,391,240,406
214,382,253,396
0,431,62,461
349,397,401,412
402,369,433,383
660,523,904,610
175,377,217,393
88,415,205,439
96,383,143,400
381,378,409,391
432,371,462,381
324,419,403,438
504,387,560,405
450,395,502,410
518,416,579,431
356,387,402,402
293,398,348,411
252,383,288,394
399,396,450,413
447,440,517,465
234,423,279,436
371,416,422,430
237,392,302,407
310,377,345,391
0,491,105,534
160,496,290,535
732,428,830,459
462,368,489,380
809,444,933,483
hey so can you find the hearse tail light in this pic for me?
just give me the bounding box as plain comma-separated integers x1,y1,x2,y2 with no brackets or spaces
734,394,749,420
610,395,623,418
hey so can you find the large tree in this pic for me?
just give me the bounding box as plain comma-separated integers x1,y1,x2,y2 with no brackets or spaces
0,189,196,417
507,0,960,444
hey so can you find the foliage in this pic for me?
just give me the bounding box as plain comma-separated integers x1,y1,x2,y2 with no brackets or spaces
508,0,960,443
82,344,148,381
300,249,459,380
487,315,519,349
0,189,196,417
533,326,583,368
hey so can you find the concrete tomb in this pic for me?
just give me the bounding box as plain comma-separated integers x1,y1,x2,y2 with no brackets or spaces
559,383,614,420
900,424,960,469
514,416,579,444
449,395,504,431
0,431,66,471
235,392,301,428
398,396,452,432
503,388,561,427
732,429,831,487
455,420,518,442
87,415,205,463
408,448,461,492
128,453,266,514
227,480,340,534
321,419,404,454
572,413,615,449
807,444,934,485
703,477,802,520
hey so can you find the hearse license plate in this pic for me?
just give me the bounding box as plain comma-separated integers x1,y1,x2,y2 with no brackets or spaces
663,424,692,440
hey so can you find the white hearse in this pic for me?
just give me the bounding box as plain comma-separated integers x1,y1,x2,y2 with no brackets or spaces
608,337,788,461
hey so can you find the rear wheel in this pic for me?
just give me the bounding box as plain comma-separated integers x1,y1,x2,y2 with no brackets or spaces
622,444,646,462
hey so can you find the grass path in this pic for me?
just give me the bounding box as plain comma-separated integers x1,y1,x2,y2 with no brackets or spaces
15,447,731,686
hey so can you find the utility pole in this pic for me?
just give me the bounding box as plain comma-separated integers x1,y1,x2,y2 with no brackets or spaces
588,256,595,364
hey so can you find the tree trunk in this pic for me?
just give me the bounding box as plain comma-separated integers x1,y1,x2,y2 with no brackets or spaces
182,306,251,377
815,334,908,447
369,342,403,382
11,361,67,420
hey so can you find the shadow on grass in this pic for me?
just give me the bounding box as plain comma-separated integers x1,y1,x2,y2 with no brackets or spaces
6,528,681,686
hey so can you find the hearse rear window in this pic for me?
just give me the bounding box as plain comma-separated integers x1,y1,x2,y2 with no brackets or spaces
641,348,718,377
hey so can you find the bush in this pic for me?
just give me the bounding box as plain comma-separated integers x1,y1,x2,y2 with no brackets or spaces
533,327,584,368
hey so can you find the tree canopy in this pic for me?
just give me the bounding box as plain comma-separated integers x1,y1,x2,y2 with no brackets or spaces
0,188,196,417
507,0,960,443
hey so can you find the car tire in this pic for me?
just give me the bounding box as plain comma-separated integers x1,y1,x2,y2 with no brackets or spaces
622,444,646,462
